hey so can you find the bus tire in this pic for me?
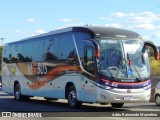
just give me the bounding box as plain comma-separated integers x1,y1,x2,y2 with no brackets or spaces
111,103,124,108
68,85,82,108
155,95,160,106
14,83,30,101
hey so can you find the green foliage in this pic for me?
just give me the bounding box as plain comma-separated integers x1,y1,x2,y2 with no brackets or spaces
0,46,2,61
0,46,2,73
150,57,160,77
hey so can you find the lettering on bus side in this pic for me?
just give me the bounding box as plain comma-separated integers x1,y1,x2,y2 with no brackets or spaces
37,63,47,75
27,63,48,75
27,64,33,75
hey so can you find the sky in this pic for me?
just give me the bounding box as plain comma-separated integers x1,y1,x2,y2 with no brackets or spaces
0,0,160,46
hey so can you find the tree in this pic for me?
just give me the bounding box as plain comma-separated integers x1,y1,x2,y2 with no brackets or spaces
0,46,2,72
149,45,160,77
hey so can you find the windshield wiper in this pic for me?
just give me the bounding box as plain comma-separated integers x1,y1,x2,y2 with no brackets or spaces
99,69,116,81
127,53,142,81
114,58,126,78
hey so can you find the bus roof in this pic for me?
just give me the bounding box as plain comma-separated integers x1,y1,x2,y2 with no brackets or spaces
6,26,142,45
85,26,142,39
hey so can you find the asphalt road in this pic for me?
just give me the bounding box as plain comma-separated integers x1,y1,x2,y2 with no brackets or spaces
0,89,160,120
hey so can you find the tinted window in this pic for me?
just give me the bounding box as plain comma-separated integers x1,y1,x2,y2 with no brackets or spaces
58,35,75,60
32,40,45,62
44,37,58,61
3,46,12,63
20,43,32,62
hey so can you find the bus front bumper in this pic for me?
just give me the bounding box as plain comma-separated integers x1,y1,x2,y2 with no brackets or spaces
96,87,151,103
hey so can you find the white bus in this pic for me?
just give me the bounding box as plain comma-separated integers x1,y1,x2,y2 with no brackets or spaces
2,26,159,108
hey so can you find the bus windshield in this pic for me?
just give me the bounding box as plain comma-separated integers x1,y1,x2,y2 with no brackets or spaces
96,39,150,81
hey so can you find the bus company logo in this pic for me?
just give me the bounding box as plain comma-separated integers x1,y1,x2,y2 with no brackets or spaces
2,112,12,117
127,89,131,93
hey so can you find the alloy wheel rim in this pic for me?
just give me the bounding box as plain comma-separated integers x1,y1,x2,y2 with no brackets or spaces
69,90,76,106
15,85,20,100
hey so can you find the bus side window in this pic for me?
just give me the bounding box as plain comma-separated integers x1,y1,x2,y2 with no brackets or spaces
84,47,95,74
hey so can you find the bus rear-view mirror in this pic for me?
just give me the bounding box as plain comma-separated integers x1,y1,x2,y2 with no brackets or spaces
144,42,159,60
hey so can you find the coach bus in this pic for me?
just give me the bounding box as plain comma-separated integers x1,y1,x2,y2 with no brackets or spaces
2,26,159,108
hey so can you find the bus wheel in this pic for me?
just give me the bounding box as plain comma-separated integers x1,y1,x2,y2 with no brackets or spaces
111,103,124,108
68,85,82,108
155,95,160,106
14,83,29,101
14,83,22,101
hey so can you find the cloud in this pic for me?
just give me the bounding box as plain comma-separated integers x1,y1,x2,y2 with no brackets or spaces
128,16,154,24
99,17,112,21
155,31,160,38
26,18,35,22
111,12,135,17
91,23,122,28
16,30,27,34
99,12,134,21
65,22,85,26
157,26,160,29
139,11,159,19
127,11,160,24
141,35,151,41
100,11,160,31
134,24,155,30
31,29,46,36
58,18,73,22
54,23,85,30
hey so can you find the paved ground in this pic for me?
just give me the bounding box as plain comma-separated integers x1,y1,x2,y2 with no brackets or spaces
0,90,159,112
0,87,160,120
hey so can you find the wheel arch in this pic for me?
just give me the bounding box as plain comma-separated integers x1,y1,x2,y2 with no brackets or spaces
65,82,75,99
155,93,160,98
155,93,160,106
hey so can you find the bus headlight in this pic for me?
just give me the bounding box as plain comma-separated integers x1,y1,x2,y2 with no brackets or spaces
100,84,112,90
105,86,112,90
143,84,151,90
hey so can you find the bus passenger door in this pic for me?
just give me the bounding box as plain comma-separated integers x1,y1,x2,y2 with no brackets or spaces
84,47,95,74
81,41,96,102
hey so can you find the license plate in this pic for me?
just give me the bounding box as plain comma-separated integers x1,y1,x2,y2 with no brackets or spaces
123,96,132,100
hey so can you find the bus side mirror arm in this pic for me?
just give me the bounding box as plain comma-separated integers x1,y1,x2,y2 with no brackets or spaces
144,42,159,60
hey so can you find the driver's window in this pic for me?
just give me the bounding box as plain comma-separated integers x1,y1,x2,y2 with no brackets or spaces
84,47,95,74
